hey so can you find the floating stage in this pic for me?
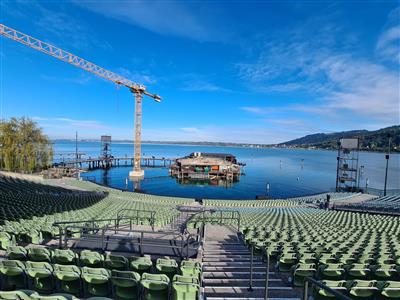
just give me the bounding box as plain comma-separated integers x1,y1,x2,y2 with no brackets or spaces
169,152,243,181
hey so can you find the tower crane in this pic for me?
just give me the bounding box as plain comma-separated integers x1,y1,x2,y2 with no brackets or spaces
0,24,161,178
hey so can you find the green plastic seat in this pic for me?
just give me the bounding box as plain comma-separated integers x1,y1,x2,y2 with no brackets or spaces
129,256,152,275
313,280,347,299
372,264,397,280
25,261,55,294
278,253,298,272
80,250,104,268
52,249,78,265
180,260,202,278
18,230,43,244
0,260,27,290
290,263,316,287
347,263,371,279
141,273,170,300
110,270,140,300
348,280,378,298
28,248,52,262
7,246,28,261
104,254,128,271
53,264,81,297
172,275,199,300
317,263,345,280
156,258,178,279
30,293,79,300
81,267,110,297
0,232,14,250
0,290,38,300
380,281,400,299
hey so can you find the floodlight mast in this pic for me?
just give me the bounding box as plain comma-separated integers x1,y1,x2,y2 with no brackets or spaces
0,23,161,178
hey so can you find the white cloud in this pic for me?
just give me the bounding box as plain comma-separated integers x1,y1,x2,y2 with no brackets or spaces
237,20,400,126
180,127,200,134
33,116,111,133
75,1,223,42
117,68,157,85
376,7,400,63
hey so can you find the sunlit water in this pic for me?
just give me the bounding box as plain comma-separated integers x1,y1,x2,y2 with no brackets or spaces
54,141,400,199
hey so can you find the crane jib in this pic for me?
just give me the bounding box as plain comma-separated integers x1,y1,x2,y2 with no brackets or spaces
0,23,161,178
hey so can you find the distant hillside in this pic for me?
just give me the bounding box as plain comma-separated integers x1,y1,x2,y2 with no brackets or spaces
281,125,400,152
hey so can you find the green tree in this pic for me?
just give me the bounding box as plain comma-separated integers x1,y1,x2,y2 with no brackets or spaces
0,117,53,172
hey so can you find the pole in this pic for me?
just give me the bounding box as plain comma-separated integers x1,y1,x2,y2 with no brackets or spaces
335,141,341,191
383,134,391,196
75,131,78,171
249,244,253,291
134,92,142,173
264,250,270,300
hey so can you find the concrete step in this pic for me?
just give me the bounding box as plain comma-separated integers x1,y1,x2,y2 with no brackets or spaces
203,272,274,279
203,266,269,272
204,250,251,254
204,248,249,251
203,278,282,287
203,254,253,258
203,257,263,262
204,286,293,298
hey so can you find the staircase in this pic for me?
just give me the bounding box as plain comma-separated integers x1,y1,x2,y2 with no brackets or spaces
202,225,301,300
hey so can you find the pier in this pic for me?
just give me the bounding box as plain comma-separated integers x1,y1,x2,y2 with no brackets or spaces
57,156,176,170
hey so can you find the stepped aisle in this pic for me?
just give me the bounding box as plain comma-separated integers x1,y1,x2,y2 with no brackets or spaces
202,225,301,300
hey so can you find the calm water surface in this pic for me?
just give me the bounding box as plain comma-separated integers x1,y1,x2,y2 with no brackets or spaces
54,141,400,199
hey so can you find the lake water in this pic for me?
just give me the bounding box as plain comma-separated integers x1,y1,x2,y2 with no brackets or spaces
54,141,400,199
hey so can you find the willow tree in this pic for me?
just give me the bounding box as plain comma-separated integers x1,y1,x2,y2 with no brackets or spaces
0,117,53,172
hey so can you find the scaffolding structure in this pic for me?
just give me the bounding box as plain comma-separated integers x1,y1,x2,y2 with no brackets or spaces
101,135,112,168
336,138,360,192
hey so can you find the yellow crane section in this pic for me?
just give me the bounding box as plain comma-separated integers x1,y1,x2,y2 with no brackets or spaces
0,24,161,178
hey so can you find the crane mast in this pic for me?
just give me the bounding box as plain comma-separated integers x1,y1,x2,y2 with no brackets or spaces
0,23,161,179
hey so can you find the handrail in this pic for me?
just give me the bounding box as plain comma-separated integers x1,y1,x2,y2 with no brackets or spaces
116,209,157,231
61,224,201,259
189,208,241,231
303,277,352,300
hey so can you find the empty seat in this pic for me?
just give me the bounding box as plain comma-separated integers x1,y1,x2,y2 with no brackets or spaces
0,260,27,290
25,261,55,294
141,273,170,300
172,275,199,300
0,290,38,300
104,254,128,271
348,280,378,298
52,249,78,265
156,258,178,279
53,264,81,297
110,270,140,300
28,248,52,263
81,267,110,298
80,251,104,268
7,246,28,261
129,256,152,275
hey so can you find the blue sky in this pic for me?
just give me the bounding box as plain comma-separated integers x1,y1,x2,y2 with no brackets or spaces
1,0,399,143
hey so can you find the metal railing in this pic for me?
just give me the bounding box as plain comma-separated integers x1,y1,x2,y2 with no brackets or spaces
57,223,201,259
116,209,157,231
189,209,241,231
248,245,270,299
303,277,352,300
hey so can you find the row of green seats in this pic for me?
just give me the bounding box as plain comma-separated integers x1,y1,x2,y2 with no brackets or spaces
0,258,201,299
312,280,400,299
4,248,202,278
0,273,199,300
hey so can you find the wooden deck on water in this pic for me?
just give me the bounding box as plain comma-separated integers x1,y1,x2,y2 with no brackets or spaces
59,156,176,170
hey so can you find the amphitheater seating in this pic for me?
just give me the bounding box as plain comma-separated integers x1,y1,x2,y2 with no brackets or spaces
335,194,400,215
0,252,202,300
203,192,359,208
